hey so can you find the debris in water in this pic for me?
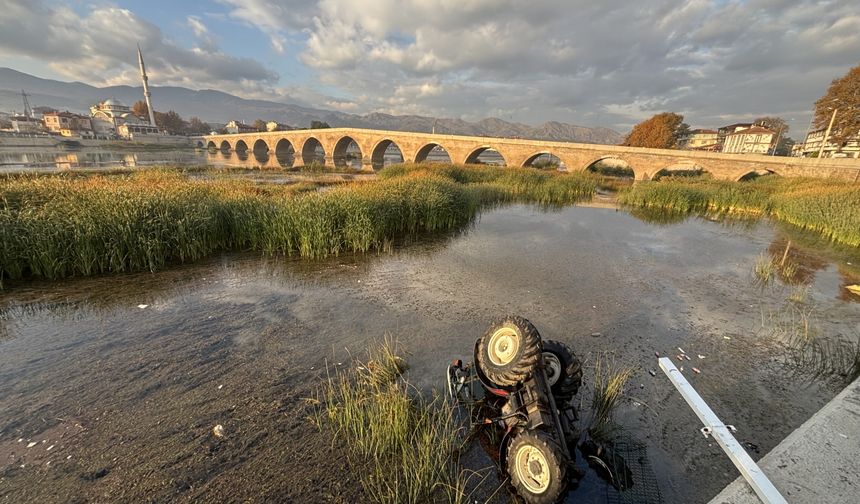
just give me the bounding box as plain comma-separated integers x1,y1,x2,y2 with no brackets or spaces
47,445,54,451
723,336,731,340
591,332,601,337
692,367,701,374
679,366,684,372
678,347,686,354
26,442,37,448
654,351,660,357
697,354,706,359
217,384,223,390
17,438,23,443
684,355,692,361
648,369,657,377
67,455,72,460
212,424,225,439
137,304,148,309
676,355,684,361
846,285,860,296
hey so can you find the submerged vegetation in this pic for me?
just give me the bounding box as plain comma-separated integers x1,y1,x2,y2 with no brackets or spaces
0,164,596,285
619,176,860,247
311,339,466,503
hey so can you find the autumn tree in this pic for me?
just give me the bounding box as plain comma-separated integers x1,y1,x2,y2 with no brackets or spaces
813,64,860,148
622,112,688,149
186,117,211,135
132,100,149,119
154,110,186,135
753,116,789,136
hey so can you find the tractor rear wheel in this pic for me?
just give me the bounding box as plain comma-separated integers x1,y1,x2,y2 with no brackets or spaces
542,340,582,405
507,430,568,503
476,316,542,388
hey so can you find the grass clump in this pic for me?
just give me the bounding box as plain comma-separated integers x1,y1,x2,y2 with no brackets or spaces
619,176,860,247
588,354,634,439
1,164,597,285
312,339,465,504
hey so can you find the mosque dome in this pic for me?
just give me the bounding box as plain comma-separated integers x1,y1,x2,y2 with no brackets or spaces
103,98,126,107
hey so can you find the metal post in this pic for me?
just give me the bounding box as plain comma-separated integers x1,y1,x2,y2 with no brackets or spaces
817,108,837,158
659,358,788,504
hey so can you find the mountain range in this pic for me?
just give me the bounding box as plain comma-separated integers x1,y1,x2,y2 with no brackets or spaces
0,68,622,144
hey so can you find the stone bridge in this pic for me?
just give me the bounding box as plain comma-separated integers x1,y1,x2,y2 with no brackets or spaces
198,128,860,182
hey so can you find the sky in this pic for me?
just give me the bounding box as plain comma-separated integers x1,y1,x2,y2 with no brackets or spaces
0,0,858,134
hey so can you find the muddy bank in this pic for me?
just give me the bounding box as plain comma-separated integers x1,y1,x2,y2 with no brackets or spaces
1,204,859,503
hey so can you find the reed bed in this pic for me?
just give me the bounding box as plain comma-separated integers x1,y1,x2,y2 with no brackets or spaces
588,354,635,440
0,164,597,285
619,176,860,247
311,339,466,503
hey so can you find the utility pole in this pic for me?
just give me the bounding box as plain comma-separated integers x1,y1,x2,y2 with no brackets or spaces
817,108,837,158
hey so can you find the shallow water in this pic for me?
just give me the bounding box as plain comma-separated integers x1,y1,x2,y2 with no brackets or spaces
1,204,859,503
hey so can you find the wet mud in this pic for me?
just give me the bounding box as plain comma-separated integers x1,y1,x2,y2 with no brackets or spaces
1,204,859,503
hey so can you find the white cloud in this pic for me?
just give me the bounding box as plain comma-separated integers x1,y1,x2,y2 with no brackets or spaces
1,0,858,131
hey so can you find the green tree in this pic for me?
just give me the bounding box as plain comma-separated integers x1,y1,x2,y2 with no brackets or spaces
622,112,688,149
310,120,331,129
252,119,268,132
814,64,860,148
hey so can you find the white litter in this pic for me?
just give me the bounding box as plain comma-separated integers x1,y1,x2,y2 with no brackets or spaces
67,455,72,460
678,347,686,354
698,354,706,359
212,424,226,439
217,384,223,390
17,438,23,443
137,304,148,309
27,442,37,448
46,445,54,451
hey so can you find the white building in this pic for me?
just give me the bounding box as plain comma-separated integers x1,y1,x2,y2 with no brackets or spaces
722,126,775,154
680,129,719,150
797,129,860,158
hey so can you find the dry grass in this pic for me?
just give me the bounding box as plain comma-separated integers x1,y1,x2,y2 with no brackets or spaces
588,354,635,439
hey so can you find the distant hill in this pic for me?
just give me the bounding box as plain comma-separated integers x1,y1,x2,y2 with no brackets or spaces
0,68,622,144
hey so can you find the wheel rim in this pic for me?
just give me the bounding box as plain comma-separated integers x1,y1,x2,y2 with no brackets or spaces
514,443,551,494
543,352,561,386
487,327,519,366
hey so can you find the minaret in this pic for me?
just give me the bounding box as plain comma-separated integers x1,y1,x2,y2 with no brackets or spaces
137,44,157,127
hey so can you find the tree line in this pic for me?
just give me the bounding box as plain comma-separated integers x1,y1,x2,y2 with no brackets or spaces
621,63,859,154
132,101,210,135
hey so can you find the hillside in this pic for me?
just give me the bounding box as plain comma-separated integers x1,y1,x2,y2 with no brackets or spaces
0,68,622,144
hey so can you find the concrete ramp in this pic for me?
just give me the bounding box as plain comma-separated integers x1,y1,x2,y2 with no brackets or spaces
708,377,860,504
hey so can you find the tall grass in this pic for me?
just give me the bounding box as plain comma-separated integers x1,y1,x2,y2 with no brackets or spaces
619,176,860,247
311,339,466,504
0,165,596,285
588,355,634,440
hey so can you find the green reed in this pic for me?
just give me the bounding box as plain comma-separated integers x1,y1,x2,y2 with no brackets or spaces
1,164,596,285
619,176,860,247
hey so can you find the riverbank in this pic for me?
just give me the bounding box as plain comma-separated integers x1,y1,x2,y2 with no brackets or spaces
618,176,860,247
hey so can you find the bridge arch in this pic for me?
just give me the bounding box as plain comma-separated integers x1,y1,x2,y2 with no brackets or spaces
465,146,506,166
652,161,707,180
371,139,405,170
252,139,269,163
333,136,363,169
301,137,326,166
195,140,205,148
522,152,566,171
584,156,636,178
219,140,231,153
234,140,249,153
206,140,217,150
414,143,452,163
737,169,778,181
274,138,296,168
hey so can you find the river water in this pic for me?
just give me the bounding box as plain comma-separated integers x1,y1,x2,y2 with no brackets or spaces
1,194,858,502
